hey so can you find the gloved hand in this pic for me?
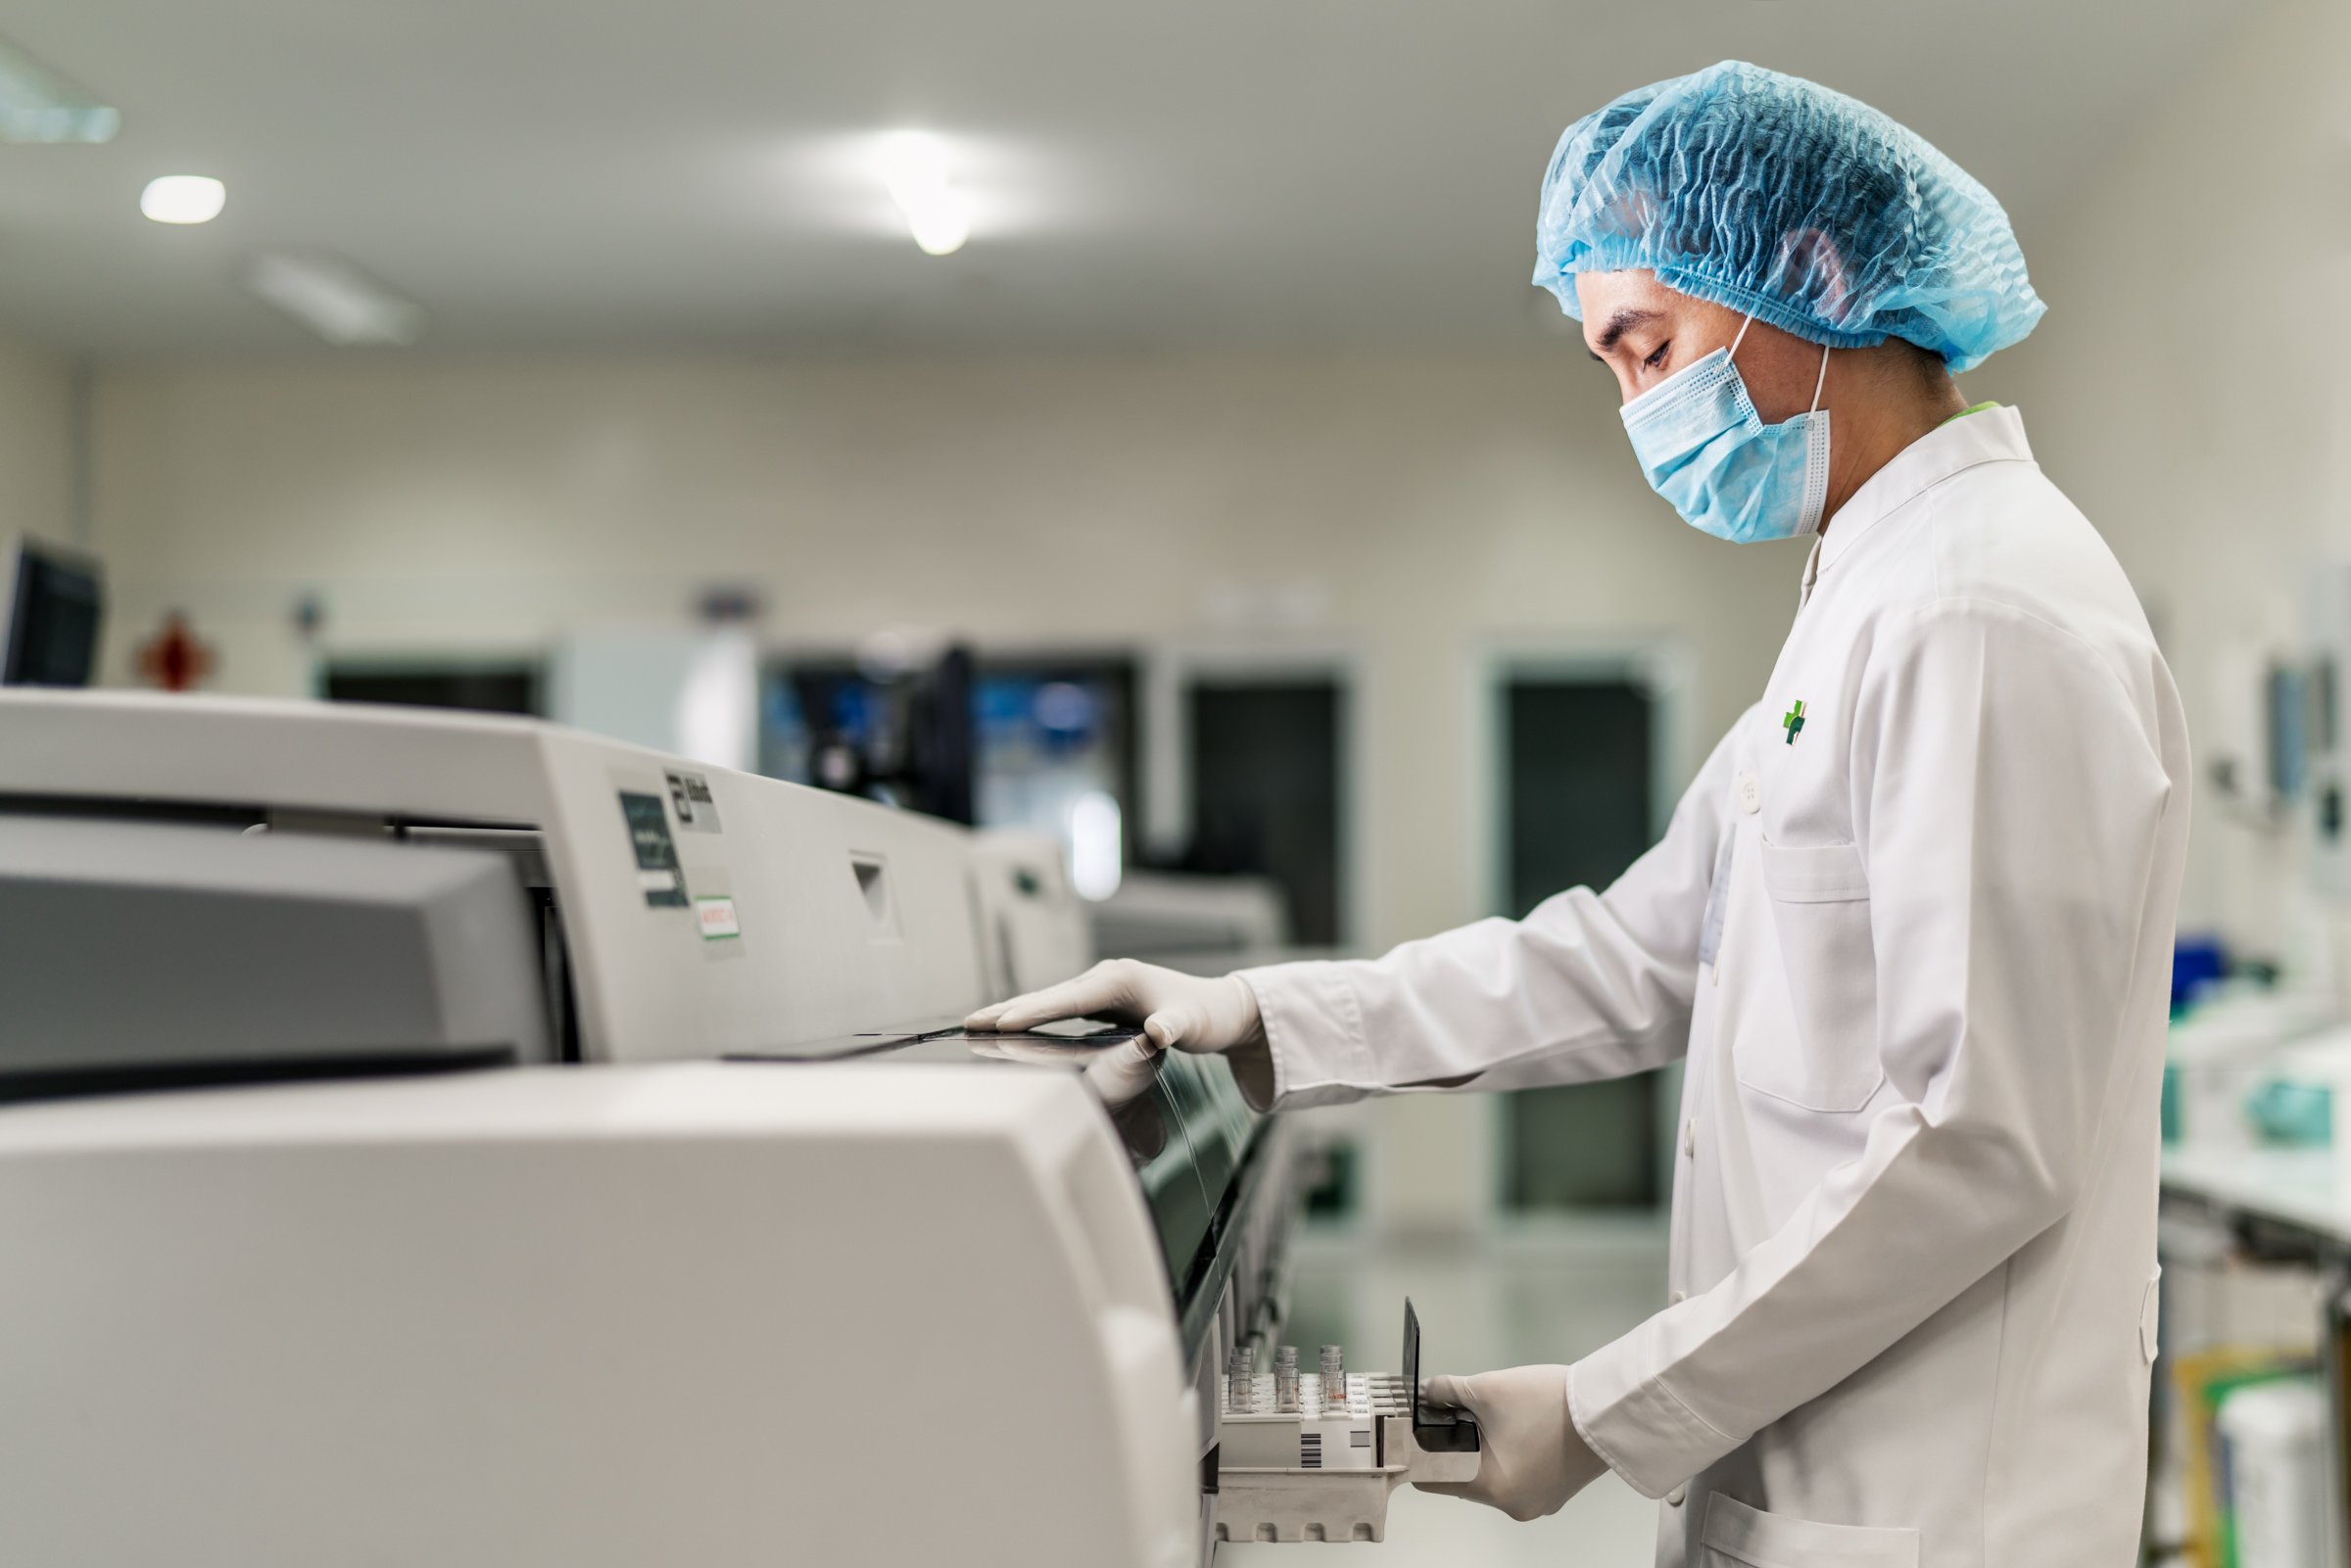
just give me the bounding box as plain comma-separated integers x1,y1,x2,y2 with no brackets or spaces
965,959,1272,1104
1415,1365,1610,1522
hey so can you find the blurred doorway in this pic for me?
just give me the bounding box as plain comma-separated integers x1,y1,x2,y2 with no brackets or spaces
1494,665,1668,1212
1185,678,1345,947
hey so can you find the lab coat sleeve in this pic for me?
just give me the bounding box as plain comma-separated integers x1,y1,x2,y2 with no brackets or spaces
1565,600,2174,1497
1229,708,1750,1112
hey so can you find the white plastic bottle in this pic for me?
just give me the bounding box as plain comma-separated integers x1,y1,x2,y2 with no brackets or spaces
2218,1377,2338,1568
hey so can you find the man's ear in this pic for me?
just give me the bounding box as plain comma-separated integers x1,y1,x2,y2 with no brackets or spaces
1774,228,1852,324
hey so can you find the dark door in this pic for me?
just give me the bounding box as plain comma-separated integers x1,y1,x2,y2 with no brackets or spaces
1499,674,1662,1212
1186,680,1344,947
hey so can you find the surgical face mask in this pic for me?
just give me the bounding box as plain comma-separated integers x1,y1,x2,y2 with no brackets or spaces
1619,315,1834,544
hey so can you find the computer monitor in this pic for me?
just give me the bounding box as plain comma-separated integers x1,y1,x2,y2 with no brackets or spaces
1,537,104,688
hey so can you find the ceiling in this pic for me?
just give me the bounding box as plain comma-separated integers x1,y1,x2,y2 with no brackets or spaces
0,0,2260,358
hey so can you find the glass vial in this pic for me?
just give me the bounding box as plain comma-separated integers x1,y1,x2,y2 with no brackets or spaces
1226,1346,1254,1414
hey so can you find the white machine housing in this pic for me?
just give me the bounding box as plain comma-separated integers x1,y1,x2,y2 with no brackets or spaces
2,689,994,1056
0,1064,1196,1566
0,690,1293,1567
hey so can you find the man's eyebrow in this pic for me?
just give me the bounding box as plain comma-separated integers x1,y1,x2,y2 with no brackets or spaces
1593,308,1663,355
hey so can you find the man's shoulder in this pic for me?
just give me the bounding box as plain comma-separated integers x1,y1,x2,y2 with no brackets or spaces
1847,459,2149,656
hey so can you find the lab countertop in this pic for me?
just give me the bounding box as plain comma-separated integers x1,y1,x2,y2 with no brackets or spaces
2161,1142,2351,1244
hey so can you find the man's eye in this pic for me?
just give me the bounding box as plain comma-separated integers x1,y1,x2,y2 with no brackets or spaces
1643,343,1671,371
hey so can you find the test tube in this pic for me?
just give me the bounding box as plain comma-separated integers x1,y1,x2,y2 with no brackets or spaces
1320,1345,1345,1403
1227,1347,1253,1414
1274,1346,1300,1412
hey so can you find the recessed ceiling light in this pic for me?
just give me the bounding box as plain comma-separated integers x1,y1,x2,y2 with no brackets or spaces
0,35,118,144
140,175,225,224
877,131,971,257
244,250,425,346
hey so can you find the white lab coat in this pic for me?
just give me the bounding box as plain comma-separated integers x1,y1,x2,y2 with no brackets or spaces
1239,407,2189,1568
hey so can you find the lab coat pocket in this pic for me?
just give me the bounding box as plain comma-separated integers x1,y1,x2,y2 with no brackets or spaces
1747,840,1882,1114
1701,1493,1919,1568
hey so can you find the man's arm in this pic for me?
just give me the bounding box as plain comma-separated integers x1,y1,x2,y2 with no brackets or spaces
1233,708,1751,1112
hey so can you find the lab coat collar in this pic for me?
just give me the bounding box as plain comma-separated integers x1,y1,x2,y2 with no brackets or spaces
1814,404,2034,576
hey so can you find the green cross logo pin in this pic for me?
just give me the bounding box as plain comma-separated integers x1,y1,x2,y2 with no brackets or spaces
1782,699,1806,745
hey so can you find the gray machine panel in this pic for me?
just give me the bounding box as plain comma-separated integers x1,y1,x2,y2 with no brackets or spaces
0,816,552,1094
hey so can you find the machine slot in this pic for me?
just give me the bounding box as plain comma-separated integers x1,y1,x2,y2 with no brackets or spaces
849,851,898,934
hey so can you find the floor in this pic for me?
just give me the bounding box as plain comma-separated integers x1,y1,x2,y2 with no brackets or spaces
1220,1219,1669,1567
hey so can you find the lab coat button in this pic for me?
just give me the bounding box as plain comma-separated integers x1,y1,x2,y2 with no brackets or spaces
1738,773,1760,814
1667,1485,1688,1507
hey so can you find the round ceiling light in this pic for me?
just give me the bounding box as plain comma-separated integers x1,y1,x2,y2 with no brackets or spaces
877,132,970,257
140,175,226,224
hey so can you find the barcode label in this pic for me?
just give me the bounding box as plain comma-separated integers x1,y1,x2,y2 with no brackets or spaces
1299,1432,1322,1470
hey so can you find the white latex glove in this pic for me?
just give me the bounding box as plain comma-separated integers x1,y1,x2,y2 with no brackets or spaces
1415,1365,1610,1522
965,959,1272,1103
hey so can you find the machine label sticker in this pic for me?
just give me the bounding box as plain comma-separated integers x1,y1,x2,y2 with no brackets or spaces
618,790,690,908
665,769,723,833
696,896,742,940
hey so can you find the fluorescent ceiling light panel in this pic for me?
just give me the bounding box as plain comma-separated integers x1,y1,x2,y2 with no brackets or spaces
0,36,118,143
877,131,971,256
245,251,426,346
140,175,225,224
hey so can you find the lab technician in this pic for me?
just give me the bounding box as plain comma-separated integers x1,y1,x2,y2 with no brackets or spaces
973,61,2187,1568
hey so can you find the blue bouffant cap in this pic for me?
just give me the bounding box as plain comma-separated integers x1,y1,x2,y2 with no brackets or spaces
1535,61,2043,373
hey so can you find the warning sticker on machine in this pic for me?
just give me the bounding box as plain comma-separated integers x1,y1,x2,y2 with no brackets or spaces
619,790,690,909
695,896,742,940
665,769,722,834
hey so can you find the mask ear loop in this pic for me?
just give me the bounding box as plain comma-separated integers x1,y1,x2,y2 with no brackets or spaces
1730,316,1834,413
1798,340,1836,536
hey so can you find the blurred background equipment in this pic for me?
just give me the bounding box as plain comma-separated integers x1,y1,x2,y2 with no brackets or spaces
792,638,977,824
769,646,1128,881
1093,870,1291,963
0,535,101,688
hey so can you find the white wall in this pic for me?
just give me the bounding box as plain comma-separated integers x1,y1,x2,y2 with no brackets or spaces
91,348,1823,953
1987,0,2351,961
0,335,76,547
